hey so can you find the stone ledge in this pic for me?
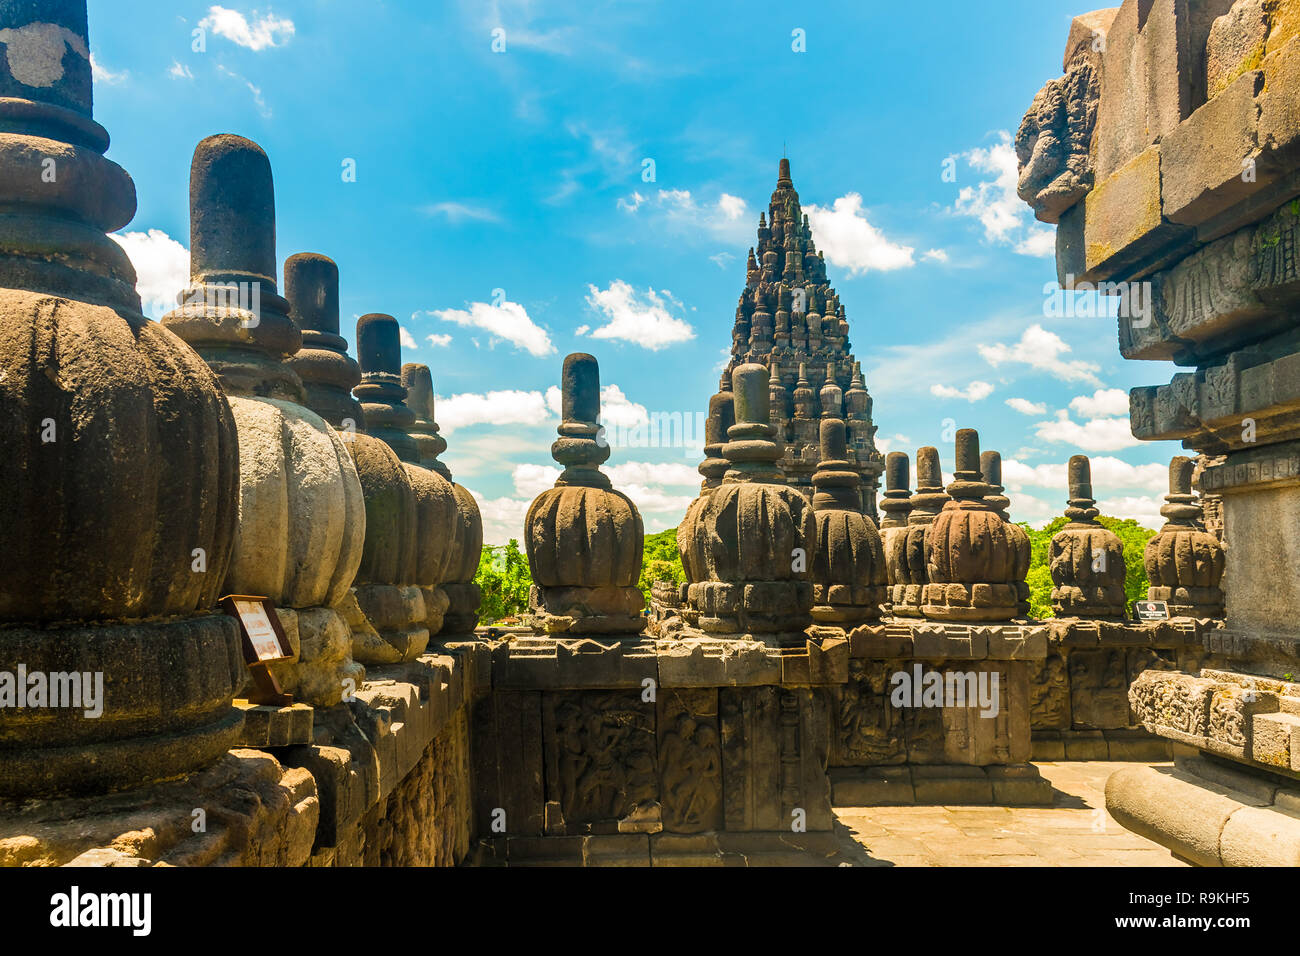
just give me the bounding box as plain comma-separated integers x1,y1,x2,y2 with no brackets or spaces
829,763,1051,807
1031,729,1172,762
475,830,847,866
1047,617,1208,649
234,701,314,748
847,620,1048,661
1106,758,1300,866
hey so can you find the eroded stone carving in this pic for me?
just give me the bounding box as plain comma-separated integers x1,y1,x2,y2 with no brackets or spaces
1050,455,1128,617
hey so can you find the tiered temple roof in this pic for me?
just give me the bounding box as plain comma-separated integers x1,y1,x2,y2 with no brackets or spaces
720,159,883,518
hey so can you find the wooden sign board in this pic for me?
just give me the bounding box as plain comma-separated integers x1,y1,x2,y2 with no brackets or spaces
220,594,294,706
1134,600,1170,621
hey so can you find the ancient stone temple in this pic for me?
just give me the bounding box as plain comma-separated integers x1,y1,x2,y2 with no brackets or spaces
718,159,884,519
1020,0,1300,864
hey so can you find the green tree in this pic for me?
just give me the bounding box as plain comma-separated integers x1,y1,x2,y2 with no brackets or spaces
1020,515,1157,619
474,539,533,623
639,527,685,605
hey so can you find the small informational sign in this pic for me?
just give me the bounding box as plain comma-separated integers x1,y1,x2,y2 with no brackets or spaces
220,594,294,706
1134,600,1170,621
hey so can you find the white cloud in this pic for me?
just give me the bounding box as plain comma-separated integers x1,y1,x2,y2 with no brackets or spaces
90,54,126,84
399,327,417,350
607,461,700,487
168,60,194,80
951,131,1054,257
471,491,534,547
921,248,949,263
804,193,915,276
582,280,695,350
422,201,500,224
426,333,452,348
1032,411,1141,451
512,463,559,498
1095,495,1165,530
596,384,650,428
1002,456,1167,496
709,252,735,269
930,381,993,402
437,389,553,432
199,6,295,51
111,229,188,319
979,324,1102,385
1070,387,1130,420
620,188,751,243
424,299,554,357
1005,397,1047,416
875,433,912,455
216,65,270,117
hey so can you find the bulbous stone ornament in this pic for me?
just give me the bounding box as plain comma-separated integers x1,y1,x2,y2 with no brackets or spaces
892,447,946,617
923,429,1020,621
161,136,368,705
810,419,886,624
525,353,645,634
1049,455,1127,617
982,450,1032,617
1144,456,1225,618
879,451,913,612
0,0,243,796
677,363,815,640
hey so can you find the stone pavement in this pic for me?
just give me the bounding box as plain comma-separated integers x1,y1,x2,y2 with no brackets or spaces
833,761,1186,867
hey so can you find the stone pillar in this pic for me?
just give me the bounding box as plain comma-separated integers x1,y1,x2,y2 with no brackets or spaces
0,0,243,796
1049,455,1127,617
161,136,367,706
398,362,484,638
981,450,1032,617
892,447,946,618
1145,456,1225,618
677,364,815,642
809,419,886,625
923,430,1019,621
525,353,646,634
285,252,364,431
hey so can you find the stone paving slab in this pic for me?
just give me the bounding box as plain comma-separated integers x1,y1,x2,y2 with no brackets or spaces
833,761,1188,867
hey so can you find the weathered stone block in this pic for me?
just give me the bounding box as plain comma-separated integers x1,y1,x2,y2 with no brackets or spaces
1250,711,1300,769
1085,146,1189,280
911,765,993,804
657,688,723,834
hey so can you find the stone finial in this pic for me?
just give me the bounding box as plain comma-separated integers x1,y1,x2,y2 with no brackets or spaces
923,429,1019,621
879,452,912,529
981,449,1031,615
0,0,244,796
284,252,364,430
1144,456,1225,617
809,418,886,624
793,362,815,419
1050,454,1126,617
845,362,871,420
354,313,418,462
162,135,301,399
698,391,735,491
820,361,842,419
402,363,450,474
778,156,793,188
723,363,784,482
890,447,950,615
525,353,644,634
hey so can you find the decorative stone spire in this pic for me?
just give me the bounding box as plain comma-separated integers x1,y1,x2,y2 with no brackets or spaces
285,252,364,431
525,354,645,634
1144,456,1225,618
162,135,302,400
1049,455,1127,617
820,361,843,419
0,0,242,797
355,314,419,462
677,364,815,642
890,447,947,618
809,419,886,625
880,453,913,530
401,363,449,474
923,429,1019,621
697,391,734,491
982,450,1031,616
845,363,871,420
793,362,816,419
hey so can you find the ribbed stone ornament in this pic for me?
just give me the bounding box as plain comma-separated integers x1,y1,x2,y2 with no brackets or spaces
923,429,1019,621
879,451,913,613
0,0,243,796
525,353,645,634
677,363,815,641
810,419,886,624
891,447,947,618
1047,455,1128,617
982,450,1032,616
1144,456,1225,617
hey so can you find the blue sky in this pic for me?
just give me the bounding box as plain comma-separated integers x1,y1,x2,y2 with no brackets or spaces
88,0,1183,544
